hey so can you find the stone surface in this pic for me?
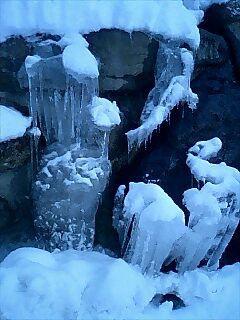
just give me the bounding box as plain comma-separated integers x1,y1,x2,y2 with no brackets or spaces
201,0,240,81
86,29,158,92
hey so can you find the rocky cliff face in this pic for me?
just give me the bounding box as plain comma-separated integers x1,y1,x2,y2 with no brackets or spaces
0,0,239,263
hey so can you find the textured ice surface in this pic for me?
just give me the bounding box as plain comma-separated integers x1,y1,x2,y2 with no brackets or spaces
126,47,198,150
114,182,186,275
0,105,32,142
34,145,111,251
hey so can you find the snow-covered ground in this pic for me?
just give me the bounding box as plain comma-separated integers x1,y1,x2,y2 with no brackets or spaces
0,105,32,143
0,247,239,320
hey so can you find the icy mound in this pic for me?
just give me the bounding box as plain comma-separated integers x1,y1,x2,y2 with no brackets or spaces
34,146,111,251
0,247,239,320
126,47,198,150
180,138,240,271
0,105,32,142
91,97,121,130
113,182,186,275
0,0,202,47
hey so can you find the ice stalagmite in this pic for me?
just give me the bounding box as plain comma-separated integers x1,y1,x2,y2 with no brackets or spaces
179,138,240,272
22,34,121,250
113,182,186,275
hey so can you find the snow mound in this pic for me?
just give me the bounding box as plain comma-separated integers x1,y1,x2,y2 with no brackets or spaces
0,247,239,320
0,105,32,143
0,0,202,47
62,35,99,80
91,97,121,130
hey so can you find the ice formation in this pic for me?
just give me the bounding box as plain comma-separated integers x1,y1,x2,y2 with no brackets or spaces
179,138,240,271
113,182,186,275
19,35,121,250
114,138,240,274
126,47,198,150
0,105,32,142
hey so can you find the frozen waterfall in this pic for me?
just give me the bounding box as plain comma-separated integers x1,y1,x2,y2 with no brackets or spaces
20,35,120,250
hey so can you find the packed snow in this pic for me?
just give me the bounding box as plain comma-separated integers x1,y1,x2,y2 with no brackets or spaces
0,0,202,47
91,97,121,130
0,247,239,320
62,35,99,80
0,105,32,143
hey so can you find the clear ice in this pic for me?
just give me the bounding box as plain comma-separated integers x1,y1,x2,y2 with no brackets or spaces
21,38,120,250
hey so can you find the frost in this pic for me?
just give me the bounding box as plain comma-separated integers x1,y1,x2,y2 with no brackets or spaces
126,47,198,150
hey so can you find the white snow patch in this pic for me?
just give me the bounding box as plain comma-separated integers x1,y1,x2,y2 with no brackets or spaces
0,247,239,320
0,0,202,48
62,35,99,80
91,97,121,130
0,105,32,142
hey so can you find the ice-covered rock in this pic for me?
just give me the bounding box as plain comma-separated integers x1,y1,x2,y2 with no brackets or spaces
179,137,240,272
113,182,186,275
126,46,198,150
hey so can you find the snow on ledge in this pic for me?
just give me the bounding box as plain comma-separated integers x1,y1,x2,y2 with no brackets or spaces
0,105,32,143
0,0,202,48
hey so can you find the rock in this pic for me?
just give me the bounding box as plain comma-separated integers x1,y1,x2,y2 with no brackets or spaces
0,37,30,94
0,197,13,229
0,135,31,171
194,29,229,78
201,0,240,81
86,29,158,92
150,293,185,310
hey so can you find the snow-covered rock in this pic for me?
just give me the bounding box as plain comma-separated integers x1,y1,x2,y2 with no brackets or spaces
0,105,32,143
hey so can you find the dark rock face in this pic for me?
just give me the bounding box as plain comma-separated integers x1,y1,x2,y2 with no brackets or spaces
201,0,240,82
86,29,158,92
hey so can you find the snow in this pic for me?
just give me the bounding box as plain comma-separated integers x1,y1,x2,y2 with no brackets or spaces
91,97,121,130
0,0,202,48
0,105,32,143
188,137,222,160
0,247,239,320
62,35,99,80
183,0,229,10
